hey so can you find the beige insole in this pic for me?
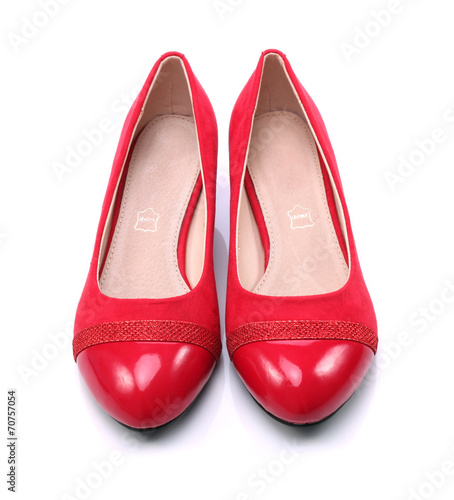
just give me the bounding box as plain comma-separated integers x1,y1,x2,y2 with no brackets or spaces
238,111,348,296
100,114,203,299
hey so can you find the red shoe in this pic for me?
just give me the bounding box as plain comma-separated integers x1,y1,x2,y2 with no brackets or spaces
73,52,221,429
226,49,378,425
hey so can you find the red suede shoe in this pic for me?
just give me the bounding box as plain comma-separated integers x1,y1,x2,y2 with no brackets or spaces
226,49,378,425
73,52,221,429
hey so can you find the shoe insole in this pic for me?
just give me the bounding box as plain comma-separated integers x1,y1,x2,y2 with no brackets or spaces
239,111,348,296
100,114,202,299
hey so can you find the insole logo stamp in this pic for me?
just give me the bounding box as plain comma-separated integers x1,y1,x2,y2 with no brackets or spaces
134,208,159,232
288,205,314,229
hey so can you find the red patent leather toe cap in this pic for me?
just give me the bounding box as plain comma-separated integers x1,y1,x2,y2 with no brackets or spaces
77,341,216,429
232,339,374,425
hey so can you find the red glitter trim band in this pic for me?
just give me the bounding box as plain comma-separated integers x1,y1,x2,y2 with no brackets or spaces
227,320,378,358
73,320,221,361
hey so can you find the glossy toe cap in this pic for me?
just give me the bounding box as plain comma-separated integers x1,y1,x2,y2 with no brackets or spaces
233,339,374,424
77,341,216,429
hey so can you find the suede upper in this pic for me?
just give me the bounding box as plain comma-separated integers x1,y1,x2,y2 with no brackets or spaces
74,52,220,362
226,49,377,355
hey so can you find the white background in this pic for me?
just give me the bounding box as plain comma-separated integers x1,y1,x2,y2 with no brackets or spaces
2,1,454,499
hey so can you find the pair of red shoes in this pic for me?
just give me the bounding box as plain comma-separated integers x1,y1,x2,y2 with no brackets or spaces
73,50,378,429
